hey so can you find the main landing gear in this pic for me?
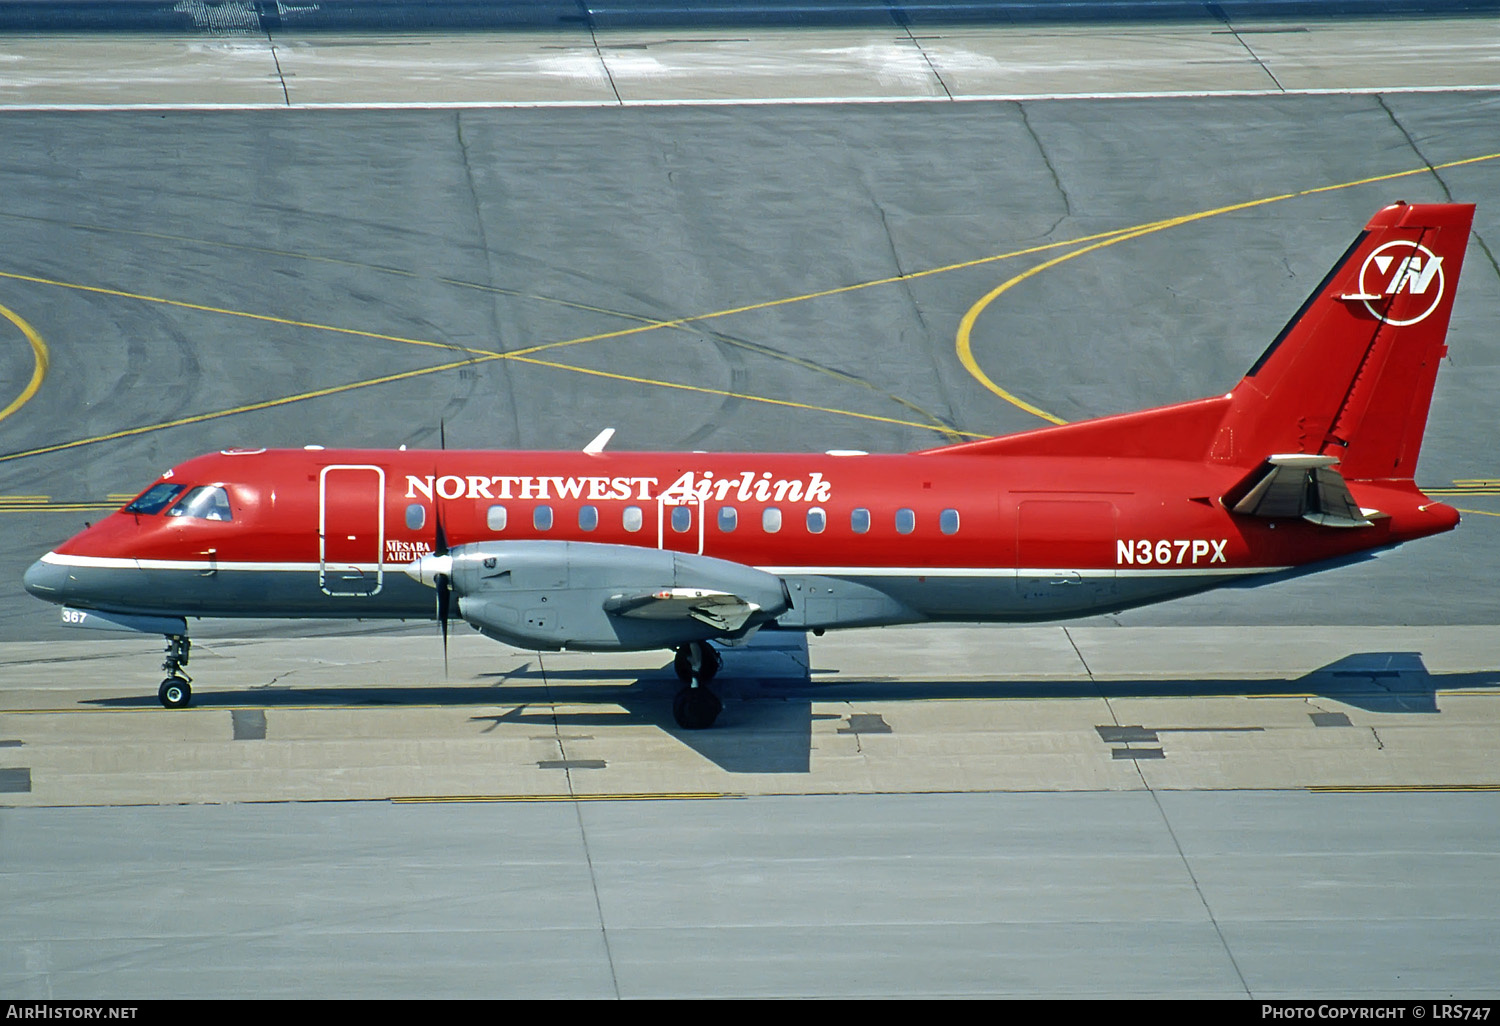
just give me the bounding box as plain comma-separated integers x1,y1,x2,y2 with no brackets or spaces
672,641,723,730
158,634,192,709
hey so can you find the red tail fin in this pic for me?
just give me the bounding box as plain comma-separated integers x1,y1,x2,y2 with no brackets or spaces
927,202,1474,479
1219,201,1473,480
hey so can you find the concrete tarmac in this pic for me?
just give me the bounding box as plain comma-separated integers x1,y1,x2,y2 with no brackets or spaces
3,625,1500,804
5,790,1499,999
2,15,1499,106
2,15,1499,1000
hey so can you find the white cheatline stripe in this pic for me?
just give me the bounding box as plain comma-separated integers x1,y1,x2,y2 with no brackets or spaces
42,552,326,572
40,551,1284,578
759,565,1282,578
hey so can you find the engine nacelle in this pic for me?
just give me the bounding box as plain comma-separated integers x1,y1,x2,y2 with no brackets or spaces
444,540,791,652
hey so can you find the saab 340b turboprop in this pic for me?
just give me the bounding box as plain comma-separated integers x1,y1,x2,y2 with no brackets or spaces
23,202,1474,728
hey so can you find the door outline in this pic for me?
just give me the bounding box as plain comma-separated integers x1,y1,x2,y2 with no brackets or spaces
319,464,385,596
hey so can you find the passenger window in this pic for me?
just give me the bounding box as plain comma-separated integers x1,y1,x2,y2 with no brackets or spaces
763,507,782,533
896,508,916,535
166,486,233,521
533,505,553,531
806,507,826,534
124,483,186,515
487,505,508,531
579,505,599,531
851,508,871,534
405,504,426,531
623,505,643,532
718,506,737,532
671,506,692,533
940,509,960,535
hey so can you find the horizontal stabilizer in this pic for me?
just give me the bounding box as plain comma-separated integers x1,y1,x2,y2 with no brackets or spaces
604,588,761,633
1229,455,1374,528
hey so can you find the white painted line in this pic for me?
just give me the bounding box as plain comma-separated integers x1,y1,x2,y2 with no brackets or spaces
2,83,1498,113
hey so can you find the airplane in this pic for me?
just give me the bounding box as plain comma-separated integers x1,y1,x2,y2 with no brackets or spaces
22,201,1475,729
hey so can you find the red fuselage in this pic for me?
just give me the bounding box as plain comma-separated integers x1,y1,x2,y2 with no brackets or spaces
26,444,1457,637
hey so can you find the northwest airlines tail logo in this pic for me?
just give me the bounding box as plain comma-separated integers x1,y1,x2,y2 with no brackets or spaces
1349,241,1446,326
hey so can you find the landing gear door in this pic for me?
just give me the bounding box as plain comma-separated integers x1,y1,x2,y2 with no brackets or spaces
320,465,385,596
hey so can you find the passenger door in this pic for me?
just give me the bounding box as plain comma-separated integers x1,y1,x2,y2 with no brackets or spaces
319,465,385,596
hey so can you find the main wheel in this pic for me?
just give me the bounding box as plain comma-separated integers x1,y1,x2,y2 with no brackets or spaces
673,642,723,684
672,686,722,730
158,676,192,709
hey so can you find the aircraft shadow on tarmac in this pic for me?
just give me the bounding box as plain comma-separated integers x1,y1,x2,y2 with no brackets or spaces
81,651,1500,774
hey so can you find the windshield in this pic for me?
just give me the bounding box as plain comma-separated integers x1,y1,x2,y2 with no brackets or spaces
122,483,186,515
165,485,234,522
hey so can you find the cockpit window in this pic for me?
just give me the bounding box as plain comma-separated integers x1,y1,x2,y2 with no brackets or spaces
123,483,186,515
165,486,234,521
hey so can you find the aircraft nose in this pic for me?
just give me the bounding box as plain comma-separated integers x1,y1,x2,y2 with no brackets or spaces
22,556,66,600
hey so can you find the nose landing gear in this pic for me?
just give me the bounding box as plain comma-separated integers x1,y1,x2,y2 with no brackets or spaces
158,634,192,708
671,641,723,730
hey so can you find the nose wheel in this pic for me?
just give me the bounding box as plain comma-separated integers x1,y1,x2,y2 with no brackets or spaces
158,676,192,708
158,634,193,709
672,641,723,730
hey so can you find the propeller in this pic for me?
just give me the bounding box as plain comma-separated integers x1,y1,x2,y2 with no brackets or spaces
409,422,451,673
404,482,455,677
435,420,451,673
433,505,451,677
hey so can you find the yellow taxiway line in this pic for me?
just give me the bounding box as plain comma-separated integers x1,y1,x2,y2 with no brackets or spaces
0,302,49,426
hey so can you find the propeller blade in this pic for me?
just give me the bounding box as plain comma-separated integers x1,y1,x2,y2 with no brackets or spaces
433,477,450,676
437,573,451,678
